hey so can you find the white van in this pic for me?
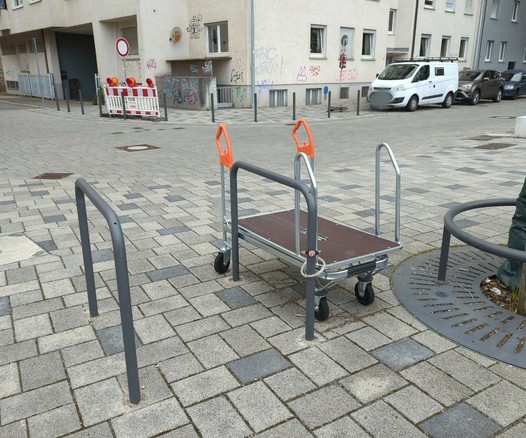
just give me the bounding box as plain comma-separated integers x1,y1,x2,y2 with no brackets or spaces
367,58,459,111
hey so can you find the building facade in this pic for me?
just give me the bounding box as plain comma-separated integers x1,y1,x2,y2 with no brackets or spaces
0,0,524,108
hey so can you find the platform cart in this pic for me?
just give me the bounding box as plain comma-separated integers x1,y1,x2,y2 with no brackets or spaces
214,119,402,340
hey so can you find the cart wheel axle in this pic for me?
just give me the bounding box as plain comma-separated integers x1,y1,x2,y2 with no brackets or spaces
355,282,375,305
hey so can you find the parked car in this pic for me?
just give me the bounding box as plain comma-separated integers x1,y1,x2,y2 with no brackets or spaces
456,69,504,105
367,58,458,111
501,69,526,99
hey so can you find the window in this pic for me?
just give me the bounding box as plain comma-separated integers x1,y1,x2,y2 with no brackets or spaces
0,0,7,7
499,42,507,62
13,0,23,7
512,1,520,21
445,0,455,12
269,90,287,107
419,35,431,57
207,22,229,54
310,25,326,57
424,0,434,7
435,67,445,76
121,27,139,56
388,9,397,34
0,43,16,55
440,37,450,57
490,0,500,18
306,88,321,105
362,30,375,58
340,87,349,99
485,40,494,61
465,0,473,14
459,38,469,59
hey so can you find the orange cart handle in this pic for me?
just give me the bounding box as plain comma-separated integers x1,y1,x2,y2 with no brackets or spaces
292,118,315,159
215,124,234,168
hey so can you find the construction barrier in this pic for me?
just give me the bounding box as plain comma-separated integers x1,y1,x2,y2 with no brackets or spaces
104,85,160,117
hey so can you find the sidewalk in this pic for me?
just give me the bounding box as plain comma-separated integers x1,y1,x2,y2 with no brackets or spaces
1,93,526,437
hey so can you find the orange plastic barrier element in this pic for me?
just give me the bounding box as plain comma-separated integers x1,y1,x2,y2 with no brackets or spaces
216,124,234,168
292,118,315,159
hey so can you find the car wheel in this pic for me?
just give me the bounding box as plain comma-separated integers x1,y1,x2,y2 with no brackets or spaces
442,92,454,108
469,89,480,105
513,90,519,100
406,95,418,112
492,88,503,103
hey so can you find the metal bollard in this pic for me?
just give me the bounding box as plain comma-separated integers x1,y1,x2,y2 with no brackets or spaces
328,91,331,118
357,90,361,116
64,87,71,112
53,83,60,111
211,93,215,123
254,93,258,122
292,92,296,121
163,92,168,121
121,92,127,120
79,89,85,115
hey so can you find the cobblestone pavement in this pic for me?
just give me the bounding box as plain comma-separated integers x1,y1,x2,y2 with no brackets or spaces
1,93,526,437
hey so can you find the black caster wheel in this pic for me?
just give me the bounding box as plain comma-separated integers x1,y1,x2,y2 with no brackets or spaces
315,297,330,321
214,252,230,274
355,282,374,305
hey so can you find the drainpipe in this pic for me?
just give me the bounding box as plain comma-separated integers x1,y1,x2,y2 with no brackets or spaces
473,0,488,69
250,0,255,108
411,0,419,58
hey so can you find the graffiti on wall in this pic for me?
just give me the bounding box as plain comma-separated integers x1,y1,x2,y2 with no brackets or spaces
255,47,285,76
202,60,213,75
187,15,203,39
146,59,157,69
230,69,244,83
235,86,247,102
256,79,273,98
335,68,359,82
190,64,199,74
163,77,201,106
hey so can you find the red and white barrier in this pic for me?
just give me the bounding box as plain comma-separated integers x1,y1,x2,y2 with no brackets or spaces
104,86,160,117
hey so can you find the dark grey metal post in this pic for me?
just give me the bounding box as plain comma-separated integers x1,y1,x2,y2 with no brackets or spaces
79,89,85,115
328,91,331,118
53,80,60,111
357,90,361,116
64,87,70,112
292,92,296,121
75,178,140,404
254,93,258,122
211,93,215,123
437,227,452,282
163,92,168,121
98,90,103,117
230,161,318,340
121,92,127,120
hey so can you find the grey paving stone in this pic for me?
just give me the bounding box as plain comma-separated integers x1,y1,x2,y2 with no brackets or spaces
228,381,292,432
61,339,105,367
159,352,204,383
0,381,72,424
171,366,240,406
0,339,38,366
137,336,189,367
319,336,378,373
134,314,175,344
146,265,189,281
0,421,27,438
468,381,526,427
68,353,127,388
38,325,96,353
118,365,173,404
289,347,347,386
429,350,500,391
11,296,64,320
187,396,252,437
75,378,128,426
220,325,271,356
175,314,230,342
0,296,11,316
420,403,502,438
384,385,443,424
340,363,408,404
96,324,142,355
20,351,66,391
215,286,258,309
362,312,418,340
111,398,189,438
43,214,66,223
6,265,37,284
313,416,370,438
401,361,474,406
36,239,58,251
189,293,230,317
264,368,316,401
50,305,90,332
250,315,292,338
221,303,273,327
345,326,392,351
496,422,526,437
288,385,361,429
352,400,427,438
0,362,20,398
371,337,434,371
187,334,239,369
14,313,53,341
226,348,291,384
255,419,313,437
157,424,200,437
27,403,82,438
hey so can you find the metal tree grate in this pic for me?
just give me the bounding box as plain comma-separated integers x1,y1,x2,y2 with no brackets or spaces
392,246,526,369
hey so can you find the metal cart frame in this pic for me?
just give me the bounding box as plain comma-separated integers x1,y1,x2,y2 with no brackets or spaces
214,119,402,340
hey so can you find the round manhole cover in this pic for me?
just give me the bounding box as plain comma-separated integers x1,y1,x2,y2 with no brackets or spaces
392,246,526,368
